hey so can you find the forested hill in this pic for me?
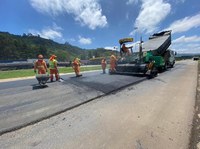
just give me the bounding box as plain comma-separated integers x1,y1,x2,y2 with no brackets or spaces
0,31,112,61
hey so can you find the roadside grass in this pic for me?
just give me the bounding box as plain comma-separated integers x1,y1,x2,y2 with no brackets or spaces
0,65,102,79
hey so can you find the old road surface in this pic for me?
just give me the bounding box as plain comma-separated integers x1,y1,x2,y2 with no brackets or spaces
0,60,198,149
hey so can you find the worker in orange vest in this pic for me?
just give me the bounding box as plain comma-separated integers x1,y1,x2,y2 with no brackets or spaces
72,58,82,77
101,57,107,74
49,55,59,82
34,54,48,74
110,53,117,73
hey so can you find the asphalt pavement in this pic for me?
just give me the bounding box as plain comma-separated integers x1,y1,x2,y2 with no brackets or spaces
0,70,146,135
0,60,197,149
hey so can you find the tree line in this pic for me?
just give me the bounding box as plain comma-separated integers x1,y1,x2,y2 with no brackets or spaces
0,32,113,62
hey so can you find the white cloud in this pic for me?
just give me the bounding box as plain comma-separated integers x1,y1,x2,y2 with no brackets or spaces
104,46,119,51
30,0,107,30
165,13,200,34
178,0,185,3
29,24,63,40
166,0,185,5
41,28,62,39
172,35,200,53
126,13,129,20
30,0,63,16
69,38,76,42
171,46,200,54
78,36,92,45
174,0,186,4
126,0,139,5
131,0,171,35
173,35,200,43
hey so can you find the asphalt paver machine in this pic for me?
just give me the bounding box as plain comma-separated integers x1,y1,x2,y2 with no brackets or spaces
110,30,173,77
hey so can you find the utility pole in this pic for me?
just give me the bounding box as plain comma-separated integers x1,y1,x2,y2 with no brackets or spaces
134,27,138,52
139,35,143,63
114,46,118,56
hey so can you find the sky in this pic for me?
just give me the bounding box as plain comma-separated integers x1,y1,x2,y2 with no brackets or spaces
0,0,200,54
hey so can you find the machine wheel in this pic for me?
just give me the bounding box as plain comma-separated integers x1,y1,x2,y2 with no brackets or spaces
109,69,113,75
170,62,175,68
163,63,167,71
109,69,116,75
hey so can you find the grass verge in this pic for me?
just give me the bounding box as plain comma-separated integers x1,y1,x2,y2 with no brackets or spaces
0,65,102,79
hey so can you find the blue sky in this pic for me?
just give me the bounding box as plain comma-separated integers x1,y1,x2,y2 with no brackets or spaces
0,0,200,54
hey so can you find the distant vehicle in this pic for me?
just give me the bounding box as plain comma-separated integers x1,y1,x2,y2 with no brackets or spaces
193,57,199,61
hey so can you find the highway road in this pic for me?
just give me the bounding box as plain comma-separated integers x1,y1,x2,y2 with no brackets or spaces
0,70,145,135
0,60,198,149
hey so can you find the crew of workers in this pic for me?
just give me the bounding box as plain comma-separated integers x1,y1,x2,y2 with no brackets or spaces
34,54,84,80
34,52,119,82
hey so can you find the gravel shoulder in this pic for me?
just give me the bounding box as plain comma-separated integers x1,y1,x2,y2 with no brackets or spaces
189,61,200,149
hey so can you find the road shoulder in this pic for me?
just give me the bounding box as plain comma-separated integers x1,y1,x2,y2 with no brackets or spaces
190,61,200,149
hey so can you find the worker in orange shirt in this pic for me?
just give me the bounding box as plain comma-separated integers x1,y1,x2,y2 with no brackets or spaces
72,58,82,77
49,55,59,82
101,57,107,74
34,54,48,74
122,44,130,55
110,53,117,73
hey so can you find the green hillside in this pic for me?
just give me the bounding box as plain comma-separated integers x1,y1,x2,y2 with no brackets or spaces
0,32,112,61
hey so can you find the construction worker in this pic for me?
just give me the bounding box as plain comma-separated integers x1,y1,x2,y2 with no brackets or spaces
101,57,107,74
122,44,130,55
147,58,157,78
34,54,48,74
72,58,82,77
110,53,117,73
147,58,154,70
49,55,59,82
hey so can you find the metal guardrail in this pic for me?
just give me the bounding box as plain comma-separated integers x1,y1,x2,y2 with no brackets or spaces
0,62,71,71
0,61,105,71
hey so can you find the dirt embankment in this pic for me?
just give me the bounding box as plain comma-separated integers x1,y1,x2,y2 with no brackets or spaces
190,61,200,149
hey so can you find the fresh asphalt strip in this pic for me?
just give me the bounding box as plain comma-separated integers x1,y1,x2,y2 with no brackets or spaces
0,72,147,135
